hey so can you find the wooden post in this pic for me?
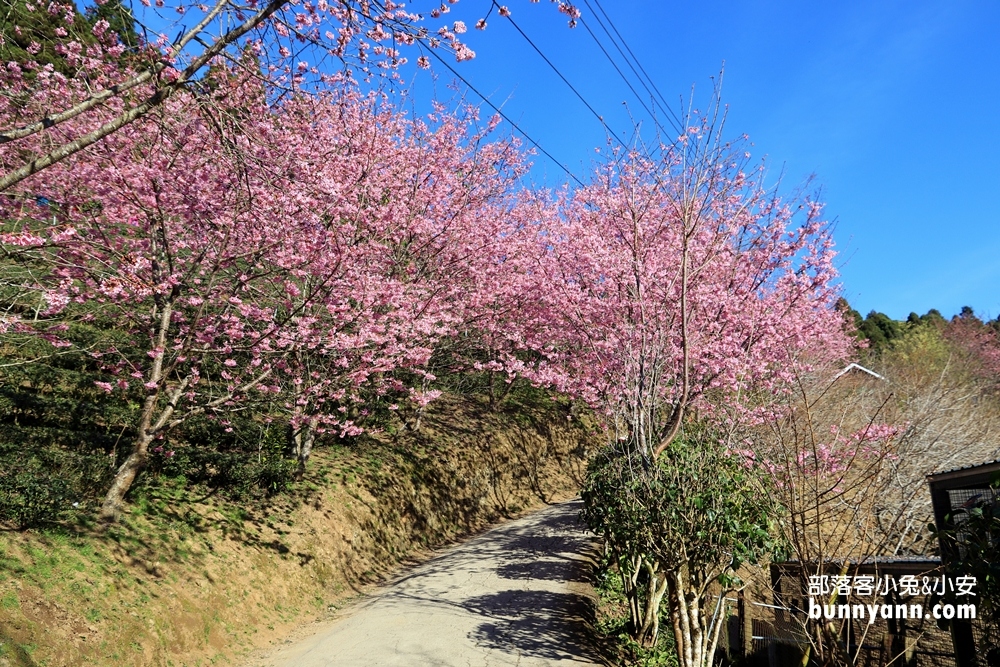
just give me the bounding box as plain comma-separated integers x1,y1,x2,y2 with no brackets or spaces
739,589,754,659
929,484,979,667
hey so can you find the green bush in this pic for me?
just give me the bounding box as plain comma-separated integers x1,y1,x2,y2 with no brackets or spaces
581,429,782,657
143,417,296,500
0,466,74,529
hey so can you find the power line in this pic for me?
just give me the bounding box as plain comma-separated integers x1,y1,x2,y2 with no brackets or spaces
580,2,682,136
365,0,584,185
577,15,673,141
419,43,585,187
500,6,629,150
588,0,684,132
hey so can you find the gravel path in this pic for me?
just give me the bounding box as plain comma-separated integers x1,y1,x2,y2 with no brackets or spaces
251,499,602,667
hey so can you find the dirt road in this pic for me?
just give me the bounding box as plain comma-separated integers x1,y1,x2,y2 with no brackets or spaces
247,499,602,666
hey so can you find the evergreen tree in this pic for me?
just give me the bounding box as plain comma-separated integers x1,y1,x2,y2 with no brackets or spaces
858,310,904,352
957,305,982,324
921,309,947,326
0,0,94,74
835,297,865,337
84,0,139,49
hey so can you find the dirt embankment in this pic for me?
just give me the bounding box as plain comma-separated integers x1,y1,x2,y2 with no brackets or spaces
0,394,597,667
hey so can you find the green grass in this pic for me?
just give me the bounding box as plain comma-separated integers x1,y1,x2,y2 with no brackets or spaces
0,388,597,666
1,591,19,609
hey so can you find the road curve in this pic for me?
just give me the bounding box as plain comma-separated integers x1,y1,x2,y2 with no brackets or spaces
252,499,602,667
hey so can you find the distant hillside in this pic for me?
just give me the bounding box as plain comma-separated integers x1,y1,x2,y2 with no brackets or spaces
838,298,1000,357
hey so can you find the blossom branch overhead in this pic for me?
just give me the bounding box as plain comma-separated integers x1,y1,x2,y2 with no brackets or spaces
0,0,579,192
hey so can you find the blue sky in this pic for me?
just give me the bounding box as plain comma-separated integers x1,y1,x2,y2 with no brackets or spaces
389,0,1000,321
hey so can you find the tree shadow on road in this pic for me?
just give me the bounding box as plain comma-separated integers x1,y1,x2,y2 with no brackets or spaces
348,500,610,665
495,558,594,584
465,588,604,664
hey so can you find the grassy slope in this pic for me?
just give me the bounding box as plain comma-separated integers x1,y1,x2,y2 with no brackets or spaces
0,392,597,667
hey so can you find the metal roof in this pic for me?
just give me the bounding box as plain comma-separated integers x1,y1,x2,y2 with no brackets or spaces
926,459,1000,482
833,362,887,381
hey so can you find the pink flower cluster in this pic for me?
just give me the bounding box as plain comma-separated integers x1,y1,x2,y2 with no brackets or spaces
1,64,528,443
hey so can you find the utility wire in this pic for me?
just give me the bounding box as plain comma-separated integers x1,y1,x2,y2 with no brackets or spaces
588,0,684,132
499,6,629,149
577,16,671,141
581,1,682,136
419,43,585,187
365,0,584,185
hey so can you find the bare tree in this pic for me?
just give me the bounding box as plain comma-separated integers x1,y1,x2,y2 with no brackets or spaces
871,326,1000,556
756,331,1000,667
759,360,903,667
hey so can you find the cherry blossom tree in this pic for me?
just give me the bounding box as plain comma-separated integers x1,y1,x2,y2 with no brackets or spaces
0,59,526,519
272,99,530,472
523,111,852,456
565,104,854,662
943,309,1000,389
0,0,580,192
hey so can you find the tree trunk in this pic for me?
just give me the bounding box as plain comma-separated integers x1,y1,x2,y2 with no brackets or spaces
291,415,320,478
671,566,710,667
705,589,729,667
619,552,644,634
100,431,153,521
637,561,670,646
99,296,178,522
